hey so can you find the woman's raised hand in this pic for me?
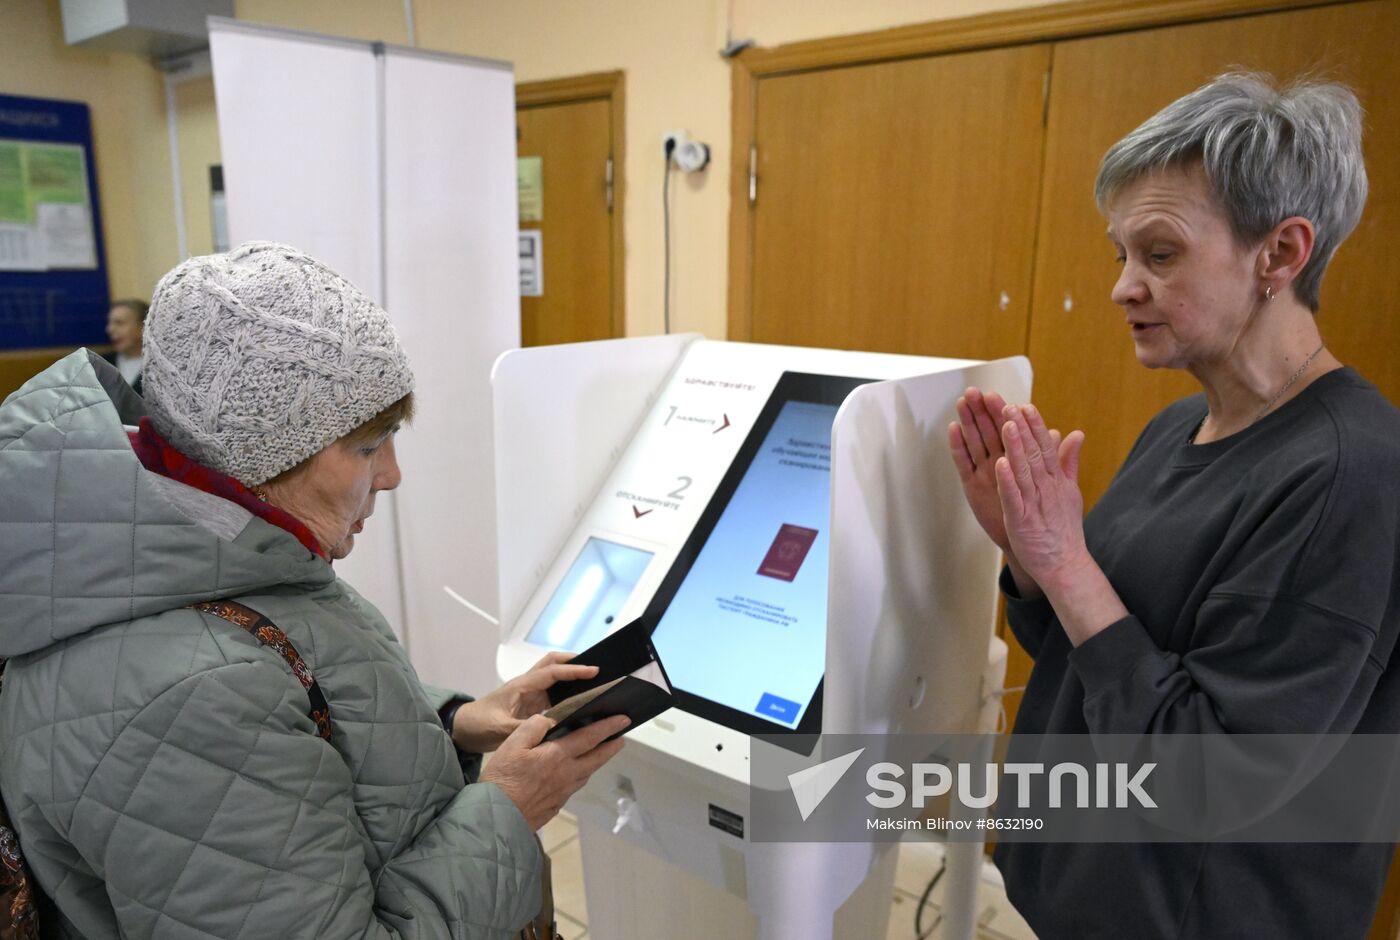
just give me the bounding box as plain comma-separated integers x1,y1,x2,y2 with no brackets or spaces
948,387,1020,553
994,403,1088,589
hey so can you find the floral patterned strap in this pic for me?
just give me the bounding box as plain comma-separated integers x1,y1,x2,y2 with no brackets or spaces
0,661,42,940
191,601,333,742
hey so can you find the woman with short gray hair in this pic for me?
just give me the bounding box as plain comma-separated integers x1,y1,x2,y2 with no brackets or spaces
951,73,1400,937
1096,70,1367,313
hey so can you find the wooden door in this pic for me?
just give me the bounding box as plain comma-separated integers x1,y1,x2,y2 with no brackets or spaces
745,44,1051,360
0,348,71,403
516,76,622,347
1029,0,1400,508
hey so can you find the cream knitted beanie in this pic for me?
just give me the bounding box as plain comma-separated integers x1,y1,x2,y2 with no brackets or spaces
142,242,415,486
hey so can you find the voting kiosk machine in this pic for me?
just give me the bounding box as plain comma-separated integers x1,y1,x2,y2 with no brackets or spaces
494,336,1030,940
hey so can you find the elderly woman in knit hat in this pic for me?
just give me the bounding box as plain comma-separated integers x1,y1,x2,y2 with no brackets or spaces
0,242,621,938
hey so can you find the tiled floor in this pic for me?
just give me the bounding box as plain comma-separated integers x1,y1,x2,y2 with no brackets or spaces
539,812,1037,939
539,812,589,939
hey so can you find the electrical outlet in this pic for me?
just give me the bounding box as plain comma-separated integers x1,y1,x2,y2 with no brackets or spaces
662,129,711,172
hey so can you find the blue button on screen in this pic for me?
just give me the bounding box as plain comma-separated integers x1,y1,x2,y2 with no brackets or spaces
756,692,800,724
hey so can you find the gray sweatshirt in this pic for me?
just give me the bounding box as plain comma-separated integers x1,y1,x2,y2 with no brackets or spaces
995,367,1400,939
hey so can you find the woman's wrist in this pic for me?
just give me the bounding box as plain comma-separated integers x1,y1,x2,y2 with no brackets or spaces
451,700,505,753
1006,552,1043,599
1039,551,1129,646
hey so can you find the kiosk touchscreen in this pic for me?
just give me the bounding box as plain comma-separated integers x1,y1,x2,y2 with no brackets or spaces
644,372,871,737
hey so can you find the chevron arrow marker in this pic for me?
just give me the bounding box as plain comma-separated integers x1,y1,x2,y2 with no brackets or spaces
788,747,866,822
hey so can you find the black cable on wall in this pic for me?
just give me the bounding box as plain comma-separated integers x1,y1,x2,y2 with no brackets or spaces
662,137,675,335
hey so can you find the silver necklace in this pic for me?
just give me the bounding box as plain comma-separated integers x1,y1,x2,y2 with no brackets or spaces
1255,341,1326,421
1193,342,1327,443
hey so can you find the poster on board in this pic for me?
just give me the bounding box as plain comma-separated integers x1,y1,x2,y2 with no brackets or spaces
0,140,98,272
517,156,542,223
0,94,109,350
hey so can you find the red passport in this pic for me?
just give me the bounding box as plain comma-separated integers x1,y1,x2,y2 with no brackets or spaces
757,524,819,582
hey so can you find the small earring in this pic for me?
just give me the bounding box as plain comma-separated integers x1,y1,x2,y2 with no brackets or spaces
1264,285,1276,302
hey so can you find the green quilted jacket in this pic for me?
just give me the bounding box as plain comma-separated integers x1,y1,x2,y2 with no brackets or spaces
0,351,541,938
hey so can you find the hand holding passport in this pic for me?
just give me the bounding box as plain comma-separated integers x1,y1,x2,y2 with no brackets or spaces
542,616,675,742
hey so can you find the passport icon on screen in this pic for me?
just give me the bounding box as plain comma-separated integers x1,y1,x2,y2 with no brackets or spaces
757,524,819,582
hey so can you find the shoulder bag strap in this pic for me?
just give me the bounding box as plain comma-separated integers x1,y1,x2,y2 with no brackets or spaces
189,605,561,936
191,600,333,742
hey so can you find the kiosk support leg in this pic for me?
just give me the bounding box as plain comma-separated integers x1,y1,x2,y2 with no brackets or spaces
941,839,984,940
940,717,998,940
943,640,1009,940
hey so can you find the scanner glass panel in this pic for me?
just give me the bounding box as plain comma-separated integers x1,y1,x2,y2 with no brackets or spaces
528,537,654,651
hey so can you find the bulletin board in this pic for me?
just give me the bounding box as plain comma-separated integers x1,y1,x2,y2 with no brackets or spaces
0,94,109,350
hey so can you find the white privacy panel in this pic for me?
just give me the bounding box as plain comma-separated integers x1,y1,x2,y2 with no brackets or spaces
211,20,519,680
209,20,403,637
383,49,520,695
209,21,381,298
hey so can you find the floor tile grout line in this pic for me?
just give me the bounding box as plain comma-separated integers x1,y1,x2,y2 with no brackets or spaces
557,910,587,930
543,831,579,856
548,834,586,932
555,907,586,927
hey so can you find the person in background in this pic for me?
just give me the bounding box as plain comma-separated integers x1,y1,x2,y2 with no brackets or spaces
0,243,624,938
103,297,148,394
949,73,1400,938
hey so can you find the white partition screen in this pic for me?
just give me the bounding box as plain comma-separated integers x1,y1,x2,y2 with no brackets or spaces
210,19,520,694
208,23,382,300
384,51,520,694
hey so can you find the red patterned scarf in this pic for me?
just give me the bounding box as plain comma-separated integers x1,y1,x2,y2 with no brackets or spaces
129,418,328,560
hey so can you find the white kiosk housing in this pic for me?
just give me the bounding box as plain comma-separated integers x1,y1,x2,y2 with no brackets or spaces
494,337,1030,939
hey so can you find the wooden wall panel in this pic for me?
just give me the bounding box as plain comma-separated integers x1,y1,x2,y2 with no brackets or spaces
1028,0,1400,506
749,43,1051,361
